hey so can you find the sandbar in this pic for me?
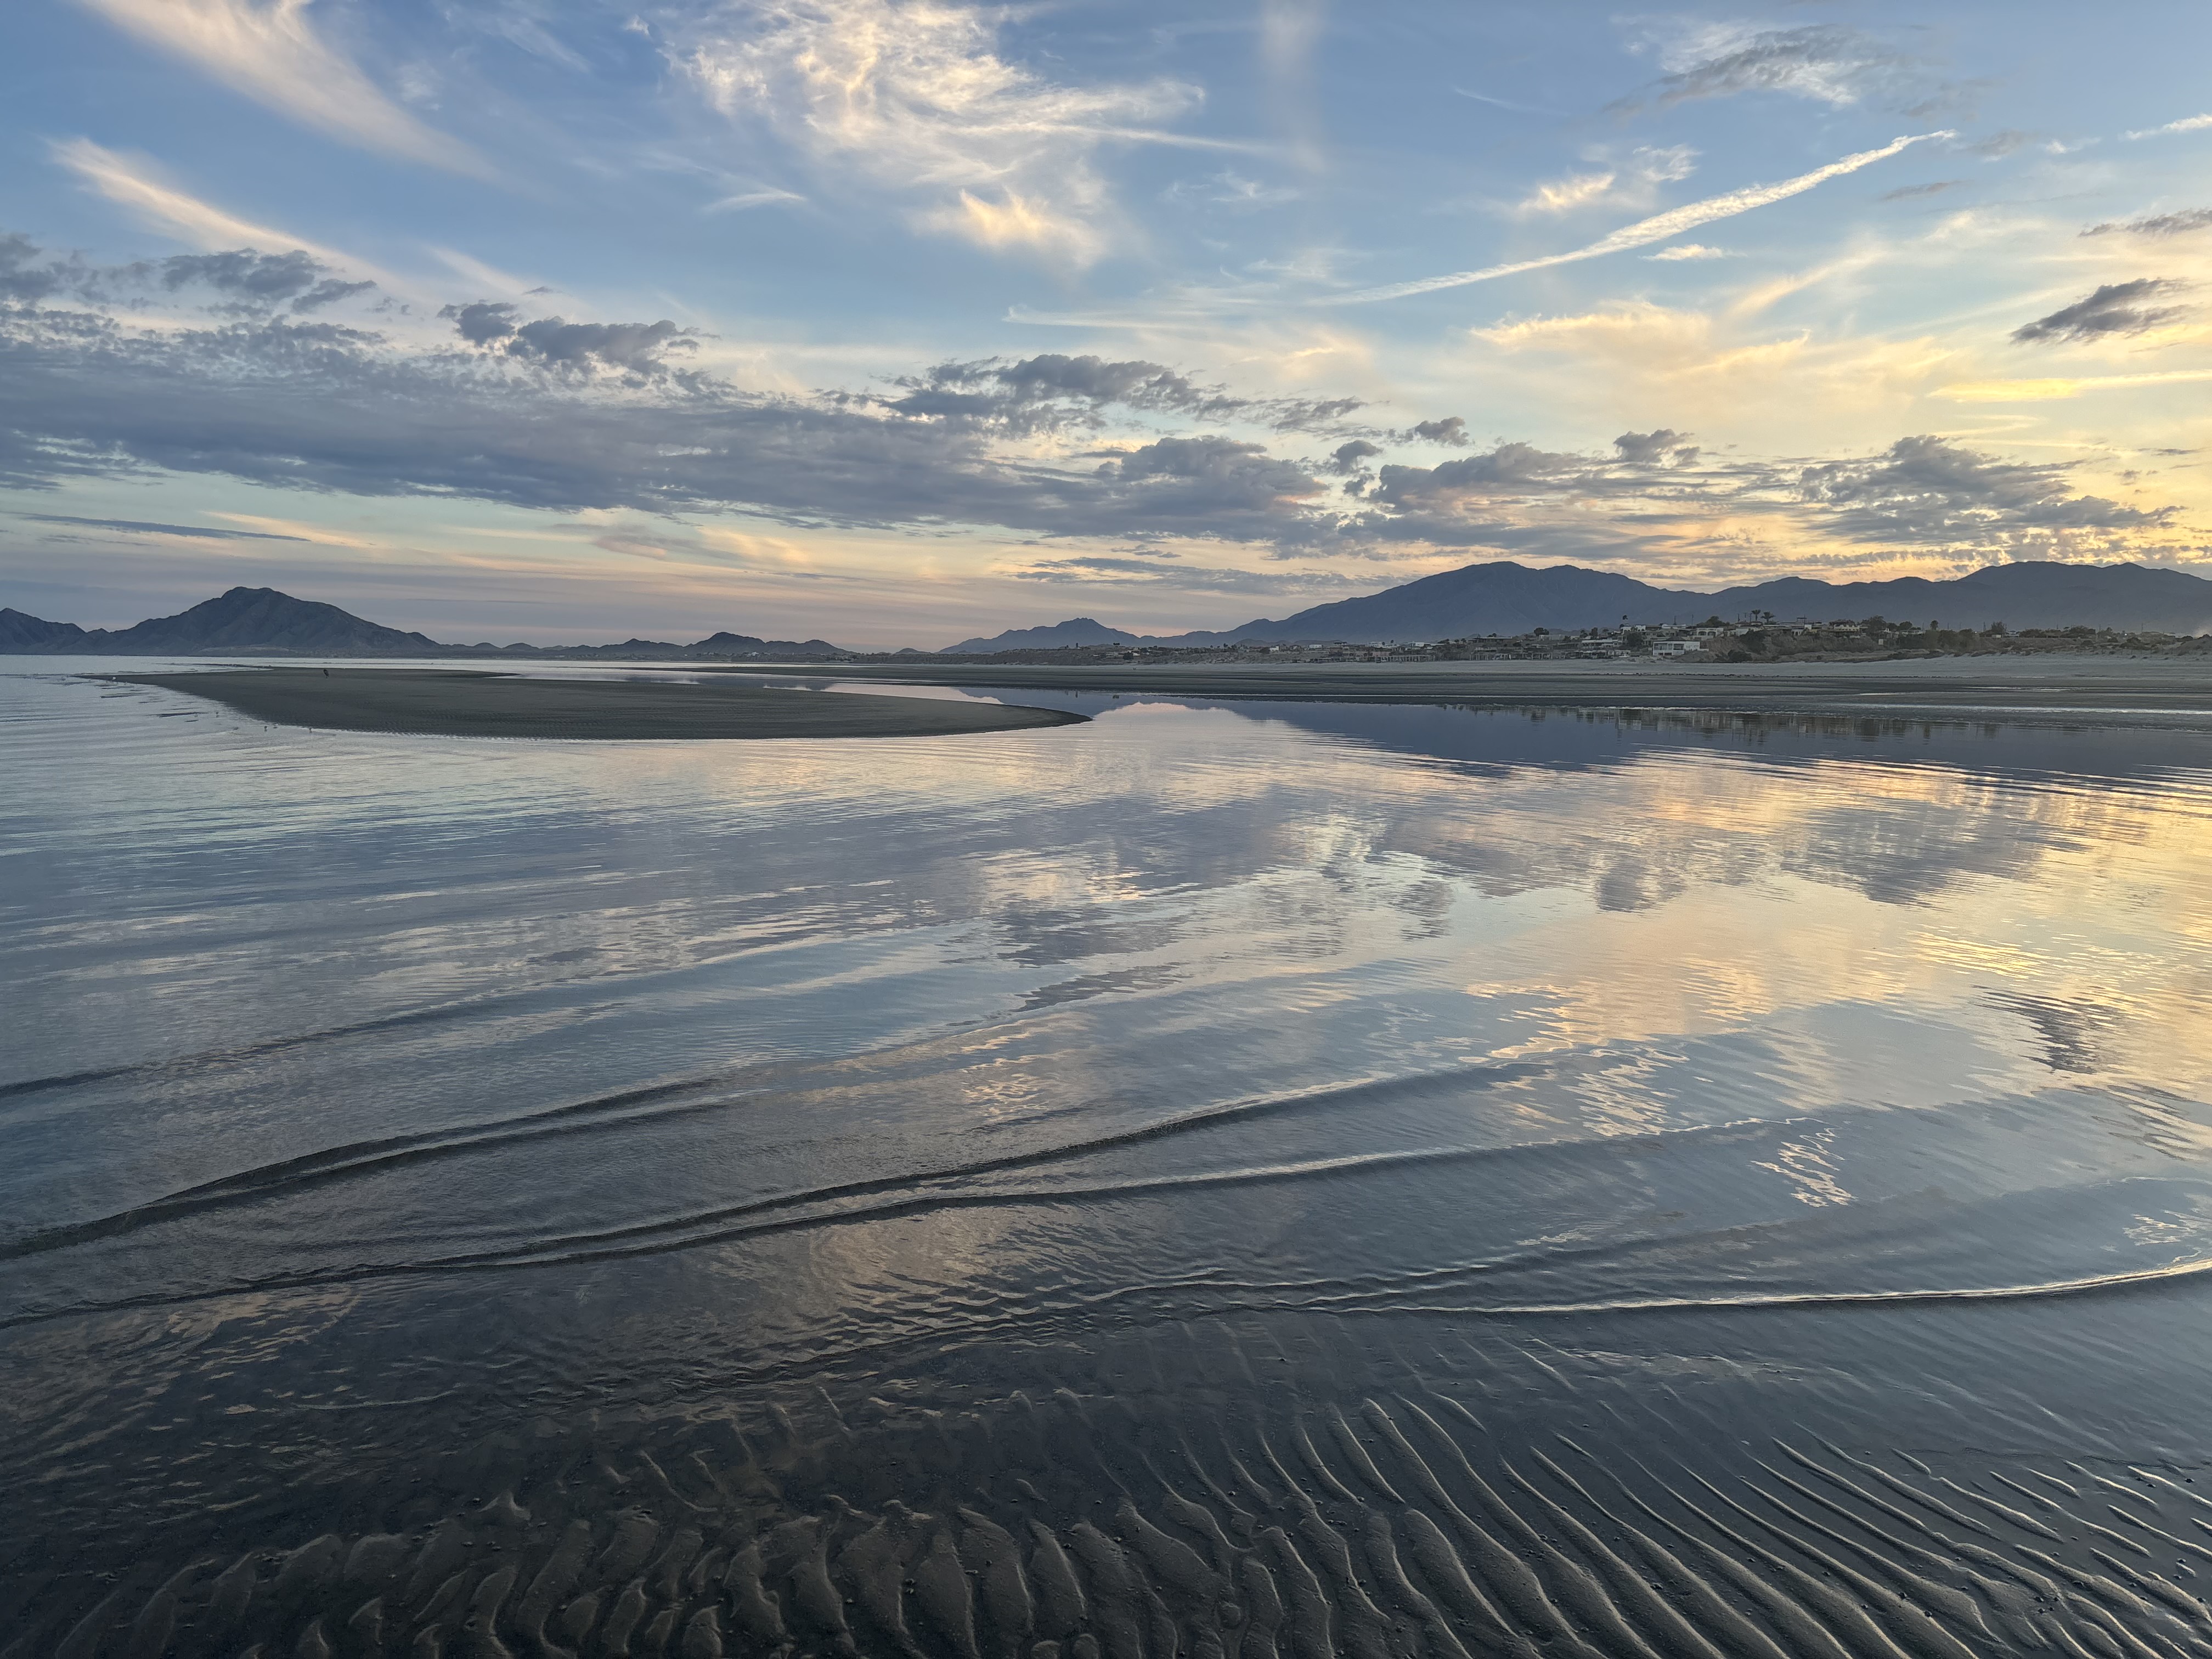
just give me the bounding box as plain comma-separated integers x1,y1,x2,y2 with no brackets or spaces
720,653,2212,723
109,667,1087,740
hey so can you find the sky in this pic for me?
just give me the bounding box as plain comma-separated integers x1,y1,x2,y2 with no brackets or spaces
2,1,2209,648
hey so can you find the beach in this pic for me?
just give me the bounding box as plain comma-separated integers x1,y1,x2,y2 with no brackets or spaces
109,665,1087,740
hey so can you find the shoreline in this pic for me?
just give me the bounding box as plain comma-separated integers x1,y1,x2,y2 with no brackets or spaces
106,667,1088,741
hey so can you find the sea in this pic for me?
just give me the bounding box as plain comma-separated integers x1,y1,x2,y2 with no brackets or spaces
7,657,2212,1658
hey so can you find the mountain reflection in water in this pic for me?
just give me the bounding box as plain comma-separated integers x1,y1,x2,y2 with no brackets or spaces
5,667,2212,1658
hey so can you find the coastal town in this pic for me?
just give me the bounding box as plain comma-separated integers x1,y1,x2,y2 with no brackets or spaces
881,617,2212,668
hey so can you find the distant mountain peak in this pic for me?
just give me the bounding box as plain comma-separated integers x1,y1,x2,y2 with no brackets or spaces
945,617,1143,654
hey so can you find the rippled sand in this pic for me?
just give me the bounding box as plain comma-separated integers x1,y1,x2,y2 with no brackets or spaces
5,667,2212,1654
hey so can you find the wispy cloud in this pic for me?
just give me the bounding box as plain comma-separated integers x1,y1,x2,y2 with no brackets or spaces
1327,133,1949,304
208,512,380,546
2083,208,2212,237
1451,88,1560,116
57,137,308,251
1512,147,1696,218
1514,170,1619,216
703,188,806,215
15,511,309,540
1646,242,1730,262
1881,180,1965,201
1008,554,1368,596
677,0,1216,266
1936,369,2212,403
52,139,396,288
427,245,538,297
1164,172,1301,210
1616,23,1916,112
2125,112,2212,140
74,0,491,177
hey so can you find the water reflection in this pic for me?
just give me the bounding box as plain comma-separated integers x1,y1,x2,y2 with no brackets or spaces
4,665,2212,1655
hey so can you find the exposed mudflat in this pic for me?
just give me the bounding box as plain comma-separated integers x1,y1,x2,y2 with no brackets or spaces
108,666,1088,739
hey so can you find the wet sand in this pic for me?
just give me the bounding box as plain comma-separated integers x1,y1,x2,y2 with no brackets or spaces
109,667,1087,740
23,1342,2212,1659
13,672,2212,1654
755,653,2212,722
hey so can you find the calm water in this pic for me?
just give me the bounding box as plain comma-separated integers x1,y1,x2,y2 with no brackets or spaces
7,661,2212,1658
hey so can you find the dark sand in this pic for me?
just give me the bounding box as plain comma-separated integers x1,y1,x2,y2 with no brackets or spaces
741,653,2212,721
111,667,1087,740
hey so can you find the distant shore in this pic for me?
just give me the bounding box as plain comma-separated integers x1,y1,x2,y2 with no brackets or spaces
109,668,1087,741
710,653,2212,724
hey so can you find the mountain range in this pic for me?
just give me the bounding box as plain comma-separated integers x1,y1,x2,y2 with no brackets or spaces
949,560,2212,651
0,587,847,659
7,560,2208,661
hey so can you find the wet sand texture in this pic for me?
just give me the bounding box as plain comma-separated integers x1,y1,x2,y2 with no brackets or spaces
22,1374,2212,1659
110,668,1087,740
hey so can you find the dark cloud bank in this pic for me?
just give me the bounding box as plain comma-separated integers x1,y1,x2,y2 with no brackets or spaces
0,231,2177,572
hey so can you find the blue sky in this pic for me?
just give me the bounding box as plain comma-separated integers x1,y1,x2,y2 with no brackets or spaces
3,0,2209,646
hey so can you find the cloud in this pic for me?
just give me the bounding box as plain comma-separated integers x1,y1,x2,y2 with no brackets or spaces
1451,88,1559,116
1618,23,1913,111
2125,113,2212,140
677,0,1207,264
1367,443,1588,510
54,139,368,274
885,354,1359,435
1797,436,2171,542
441,301,695,376
2083,209,2212,238
928,190,1102,263
14,511,309,540
1329,132,1948,304
1515,171,1620,217
1340,431,2171,561
1613,429,1697,466
1881,180,1965,201
1008,554,1369,596
141,250,374,312
1512,146,1696,217
702,188,806,215
74,0,489,176
1323,439,1381,475
0,230,1333,548
4,228,2186,577
1933,369,2212,403
1646,242,1730,261
2011,279,2188,343
0,235,63,303
1,223,381,319
1164,171,1301,210
1093,433,1319,496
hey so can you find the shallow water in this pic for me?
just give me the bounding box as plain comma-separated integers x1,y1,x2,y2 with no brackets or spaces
7,661,2212,1658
